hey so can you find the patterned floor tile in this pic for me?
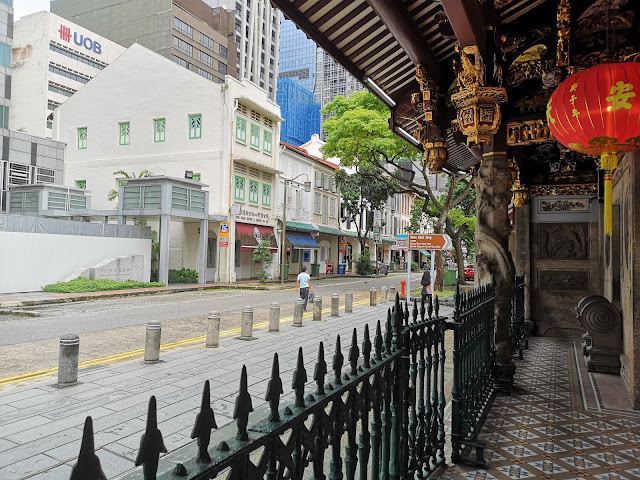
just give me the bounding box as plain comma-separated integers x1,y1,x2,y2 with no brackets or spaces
496,465,536,478
441,338,640,480
561,455,598,469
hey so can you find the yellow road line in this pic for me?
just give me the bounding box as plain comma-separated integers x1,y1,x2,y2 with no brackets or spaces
0,299,373,387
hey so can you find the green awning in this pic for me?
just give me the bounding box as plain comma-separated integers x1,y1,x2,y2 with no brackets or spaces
286,221,319,233
341,230,359,238
419,250,432,257
383,236,396,243
316,225,343,236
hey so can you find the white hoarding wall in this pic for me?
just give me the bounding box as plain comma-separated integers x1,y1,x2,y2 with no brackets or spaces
0,231,151,293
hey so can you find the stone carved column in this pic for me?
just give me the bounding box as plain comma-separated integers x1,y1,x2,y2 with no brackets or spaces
476,153,516,375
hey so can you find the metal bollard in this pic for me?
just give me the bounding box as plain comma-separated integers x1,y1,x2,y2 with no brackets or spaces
58,334,80,386
345,290,353,313
331,293,340,317
313,297,323,321
240,306,254,340
390,285,396,299
206,312,221,348
370,287,377,306
144,322,162,363
381,285,388,304
293,299,304,327
269,303,280,332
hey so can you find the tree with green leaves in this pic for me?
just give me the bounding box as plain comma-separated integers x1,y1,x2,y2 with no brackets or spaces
253,237,274,284
107,169,152,202
322,91,475,289
335,165,397,252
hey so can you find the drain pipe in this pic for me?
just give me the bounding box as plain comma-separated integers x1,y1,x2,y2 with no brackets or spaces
227,96,239,283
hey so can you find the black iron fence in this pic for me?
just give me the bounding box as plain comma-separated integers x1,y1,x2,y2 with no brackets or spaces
66,284,512,479
450,282,496,466
510,274,528,359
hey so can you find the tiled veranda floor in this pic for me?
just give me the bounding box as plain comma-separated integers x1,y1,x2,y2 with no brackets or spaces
438,338,640,480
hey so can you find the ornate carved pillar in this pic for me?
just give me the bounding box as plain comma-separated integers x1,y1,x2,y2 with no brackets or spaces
476,152,516,374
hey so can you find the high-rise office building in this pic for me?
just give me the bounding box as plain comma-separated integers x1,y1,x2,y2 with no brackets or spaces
277,78,320,147
51,0,237,85
1,1,66,212
203,0,279,100
11,11,125,138
315,48,366,133
278,14,315,94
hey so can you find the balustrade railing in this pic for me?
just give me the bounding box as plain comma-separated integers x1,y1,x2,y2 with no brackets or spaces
449,282,496,466
70,295,451,480
510,273,528,359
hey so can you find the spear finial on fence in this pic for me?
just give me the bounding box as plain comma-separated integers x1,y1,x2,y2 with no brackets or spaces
412,298,418,323
265,353,283,422
374,320,383,362
135,396,167,480
70,416,107,480
333,335,344,385
420,296,425,320
435,295,440,318
233,366,253,441
348,328,359,377
292,347,307,408
384,309,392,354
190,380,217,463
362,324,372,369
314,342,327,395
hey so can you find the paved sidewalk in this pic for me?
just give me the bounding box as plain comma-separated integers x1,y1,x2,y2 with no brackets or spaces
0,297,453,479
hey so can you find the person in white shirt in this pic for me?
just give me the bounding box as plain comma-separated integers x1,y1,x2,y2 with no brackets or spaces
296,266,312,310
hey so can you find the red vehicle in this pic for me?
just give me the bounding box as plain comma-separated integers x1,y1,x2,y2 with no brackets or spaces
464,265,475,281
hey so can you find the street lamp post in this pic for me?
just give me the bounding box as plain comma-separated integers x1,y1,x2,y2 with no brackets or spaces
281,174,311,284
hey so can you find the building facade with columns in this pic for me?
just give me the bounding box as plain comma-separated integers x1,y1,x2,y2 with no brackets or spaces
53,43,281,283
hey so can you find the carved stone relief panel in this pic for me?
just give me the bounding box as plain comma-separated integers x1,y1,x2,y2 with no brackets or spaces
539,223,589,260
539,270,589,291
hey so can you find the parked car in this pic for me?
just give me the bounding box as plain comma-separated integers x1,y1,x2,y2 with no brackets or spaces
372,261,389,275
464,265,475,281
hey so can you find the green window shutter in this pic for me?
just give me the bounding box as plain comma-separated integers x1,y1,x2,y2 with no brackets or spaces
262,183,271,206
263,130,272,153
193,173,201,182
77,127,87,149
154,118,166,143
250,123,260,148
249,179,259,204
189,114,202,139
235,116,247,142
119,122,130,145
76,180,86,189
234,175,245,201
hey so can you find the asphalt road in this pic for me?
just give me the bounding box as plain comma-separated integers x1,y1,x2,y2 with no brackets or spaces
0,273,421,347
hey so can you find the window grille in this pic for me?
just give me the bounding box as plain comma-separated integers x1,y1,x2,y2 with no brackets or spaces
36,168,55,184
8,163,30,185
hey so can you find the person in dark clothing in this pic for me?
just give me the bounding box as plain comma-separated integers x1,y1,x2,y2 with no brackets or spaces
421,268,432,305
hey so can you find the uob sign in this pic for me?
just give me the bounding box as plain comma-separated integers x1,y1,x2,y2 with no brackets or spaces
58,25,102,55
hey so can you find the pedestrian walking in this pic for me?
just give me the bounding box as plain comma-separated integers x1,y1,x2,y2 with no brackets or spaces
421,268,432,305
296,266,313,310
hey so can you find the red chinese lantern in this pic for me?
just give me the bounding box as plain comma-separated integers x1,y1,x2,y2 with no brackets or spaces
546,62,640,235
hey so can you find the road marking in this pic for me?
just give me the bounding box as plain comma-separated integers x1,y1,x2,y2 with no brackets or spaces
0,299,374,387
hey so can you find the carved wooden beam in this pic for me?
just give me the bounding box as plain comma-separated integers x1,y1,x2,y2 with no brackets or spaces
364,0,443,84
440,0,499,61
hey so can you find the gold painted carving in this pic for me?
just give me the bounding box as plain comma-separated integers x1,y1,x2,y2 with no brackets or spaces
507,119,554,146
529,184,597,197
412,63,447,173
556,0,571,67
451,45,507,146
510,159,528,207
507,59,554,86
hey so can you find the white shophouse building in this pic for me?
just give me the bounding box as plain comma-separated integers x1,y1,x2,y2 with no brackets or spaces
11,11,125,138
278,142,341,276
53,43,282,283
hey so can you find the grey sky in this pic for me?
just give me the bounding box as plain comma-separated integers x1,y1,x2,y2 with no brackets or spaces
14,0,49,20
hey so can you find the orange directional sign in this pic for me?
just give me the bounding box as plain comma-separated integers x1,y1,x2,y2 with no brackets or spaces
408,234,451,250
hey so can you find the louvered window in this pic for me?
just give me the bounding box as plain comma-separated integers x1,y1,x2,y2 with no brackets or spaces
189,114,202,139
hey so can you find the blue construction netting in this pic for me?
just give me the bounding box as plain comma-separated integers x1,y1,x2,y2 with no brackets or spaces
277,78,321,146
